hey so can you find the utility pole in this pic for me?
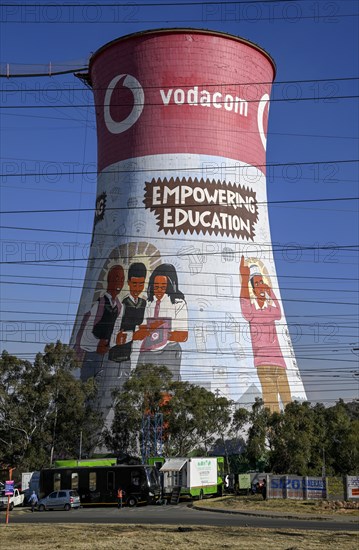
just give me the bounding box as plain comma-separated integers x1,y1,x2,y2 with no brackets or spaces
5,467,15,525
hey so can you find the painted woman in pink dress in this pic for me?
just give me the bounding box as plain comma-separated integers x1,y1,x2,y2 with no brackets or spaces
239,255,291,413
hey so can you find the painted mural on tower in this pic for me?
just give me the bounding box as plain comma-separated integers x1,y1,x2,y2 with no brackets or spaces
71,30,307,423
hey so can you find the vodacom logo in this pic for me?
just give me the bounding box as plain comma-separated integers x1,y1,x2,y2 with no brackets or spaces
257,93,270,151
104,74,144,134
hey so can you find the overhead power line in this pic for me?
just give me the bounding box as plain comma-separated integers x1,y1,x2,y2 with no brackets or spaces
1,196,358,215
1,76,358,91
2,224,359,247
1,316,357,334
1,272,358,290
2,256,357,272
2,94,359,109
1,276,359,295
0,7,358,32
1,307,358,319
0,340,357,365
0,1,350,6
2,271,358,290
0,159,357,180
1,242,358,264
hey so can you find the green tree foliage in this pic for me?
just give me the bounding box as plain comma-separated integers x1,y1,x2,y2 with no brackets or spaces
0,343,103,471
232,407,249,434
231,399,359,476
267,400,359,475
105,364,233,458
167,382,231,456
104,364,173,456
324,400,359,475
268,401,320,475
244,399,271,471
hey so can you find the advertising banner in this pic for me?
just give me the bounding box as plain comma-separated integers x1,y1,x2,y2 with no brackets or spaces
305,477,327,499
238,474,251,490
5,480,14,496
269,475,326,500
71,29,307,423
346,476,359,499
190,458,217,487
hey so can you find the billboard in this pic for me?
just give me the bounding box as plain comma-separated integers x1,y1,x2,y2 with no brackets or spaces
188,458,218,487
71,29,306,423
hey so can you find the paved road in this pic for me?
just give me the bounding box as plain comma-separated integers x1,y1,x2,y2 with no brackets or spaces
4,504,358,532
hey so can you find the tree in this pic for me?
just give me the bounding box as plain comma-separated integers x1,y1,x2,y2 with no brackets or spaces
105,364,233,458
167,382,231,456
259,400,359,476
232,407,249,434
0,351,35,467
104,364,173,456
33,342,103,464
324,400,359,475
0,342,103,471
223,406,249,472
268,401,319,475
244,399,271,470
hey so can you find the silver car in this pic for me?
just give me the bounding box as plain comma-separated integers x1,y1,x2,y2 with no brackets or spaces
38,490,81,511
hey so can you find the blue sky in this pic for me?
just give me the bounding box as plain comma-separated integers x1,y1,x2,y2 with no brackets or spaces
0,0,358,405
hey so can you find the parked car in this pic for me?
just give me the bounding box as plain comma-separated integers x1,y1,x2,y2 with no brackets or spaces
0,488,25,510
38,490,80,511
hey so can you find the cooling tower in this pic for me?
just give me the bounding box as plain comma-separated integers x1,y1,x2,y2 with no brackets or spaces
71,29,307,423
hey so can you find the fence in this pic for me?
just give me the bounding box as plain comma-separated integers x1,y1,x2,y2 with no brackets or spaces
266,474,359,501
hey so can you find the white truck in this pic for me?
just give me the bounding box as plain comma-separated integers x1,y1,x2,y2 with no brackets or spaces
0,488,25,510
160,457,224,502
21,471,40,496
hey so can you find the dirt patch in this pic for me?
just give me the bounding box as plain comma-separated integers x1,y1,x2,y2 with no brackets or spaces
1,524,358,550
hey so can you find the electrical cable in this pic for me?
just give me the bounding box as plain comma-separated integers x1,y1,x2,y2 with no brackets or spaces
1,75,358,93
2,94,359,109
0,159,357,180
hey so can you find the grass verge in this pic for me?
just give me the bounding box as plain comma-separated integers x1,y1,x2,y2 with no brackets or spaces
198,496,359,516
1,524,358,550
